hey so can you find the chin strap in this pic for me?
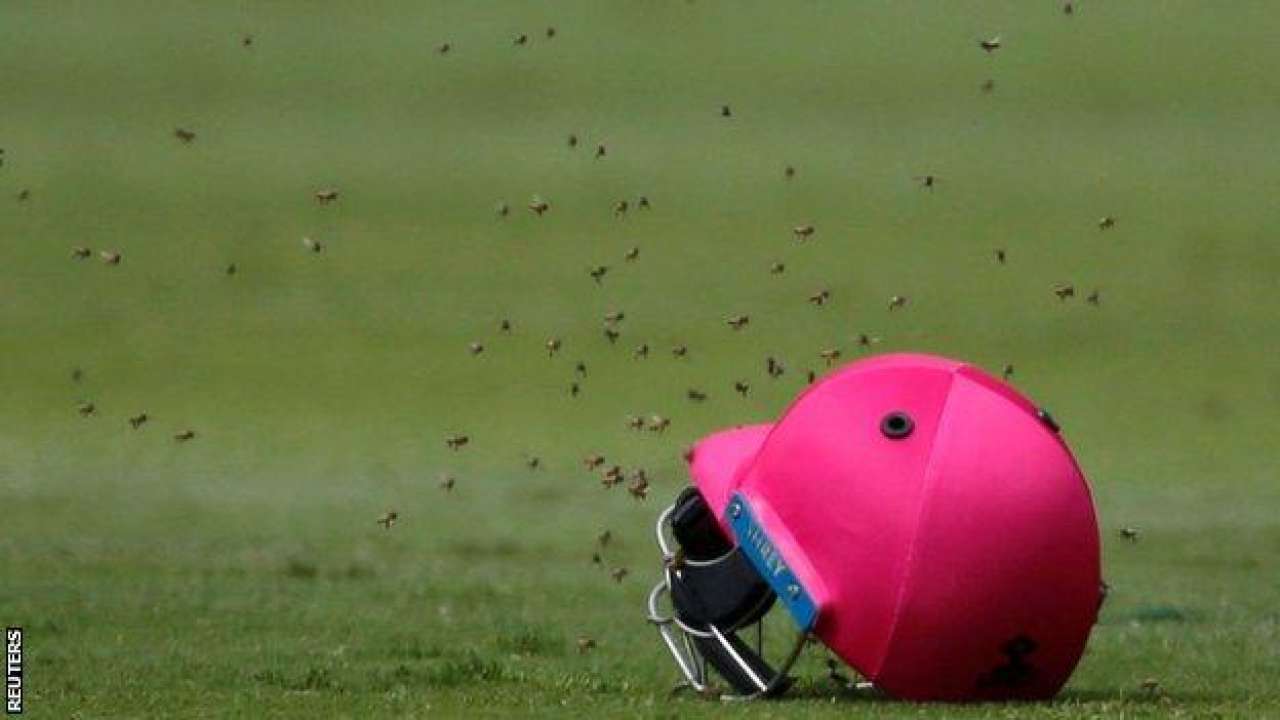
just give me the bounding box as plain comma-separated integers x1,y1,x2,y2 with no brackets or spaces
646,491,810,699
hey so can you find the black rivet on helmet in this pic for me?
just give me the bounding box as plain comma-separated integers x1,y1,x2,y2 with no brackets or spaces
1037,408,1060,433
880,411,914,439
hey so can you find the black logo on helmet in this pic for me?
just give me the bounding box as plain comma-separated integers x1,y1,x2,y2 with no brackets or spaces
977,634,1038,689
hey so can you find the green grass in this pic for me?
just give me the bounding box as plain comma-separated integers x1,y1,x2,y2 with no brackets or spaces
2,1,1279,717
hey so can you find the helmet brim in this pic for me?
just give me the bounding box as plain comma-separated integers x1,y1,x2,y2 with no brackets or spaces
687,423,772,534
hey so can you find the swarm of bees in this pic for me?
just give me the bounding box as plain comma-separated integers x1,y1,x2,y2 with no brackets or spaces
42,16,1142,667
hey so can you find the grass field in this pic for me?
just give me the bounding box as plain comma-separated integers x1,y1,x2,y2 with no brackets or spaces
2,1,1279,717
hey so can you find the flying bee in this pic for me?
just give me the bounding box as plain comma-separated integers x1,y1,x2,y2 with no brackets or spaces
637,196,651,210
583,454,605,470
720,104,732,118
784,165,796,179
979,36,1002,52
766,356,784,378
301,236,323,253
439,474,456,491
100,250,122,265
820,348,842,366
514,33,528,46
626,415,646,431
495,201,509,217
528,196,550,215
792,224,815,241
770,261,785,275
17,188,30,201
627,472,649,500
1002,363,1015,381
589,265,609,284
808,288,831,306
242,34,254,48
314,188,339,204
603,310,625,324
610,567,629,583
597,529,611,547
624,246,639,262
980,78,995,94
733,380,750,397
577,636,596,654
569,381,580,397
913,174,939,189
634,343,649,359
1063,2,1074,15
1098,216,1116,230
1087,289,1101,305
1119,526,1140,543
225,263,237,276
174,429,196,442
1052,283,1075,301
437,42,451,54
468,341,484,356
444,433,470,450
376,511,398,530
567,133,578,148
546,337,562,356
603,327,620,344
72,246,91,260
574,360,587,376
856,333,881,349
129,413,149,429
888,295,908,311
545,27,556,39
671,344,688,358
726,314,749,330
613,199,628,217
595,143,607,159
77,401,96,417
602,465,624,488
174,127,196,143
807,370,817,384
995,248,1006,264
526,455,541,471
687,388,707,402
500,318,512,333
648,415,670,432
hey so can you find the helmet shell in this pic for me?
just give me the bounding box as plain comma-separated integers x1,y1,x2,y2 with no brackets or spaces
688,353,1101,701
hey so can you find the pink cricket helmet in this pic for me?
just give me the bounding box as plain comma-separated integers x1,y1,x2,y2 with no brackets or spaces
647,353,1102,701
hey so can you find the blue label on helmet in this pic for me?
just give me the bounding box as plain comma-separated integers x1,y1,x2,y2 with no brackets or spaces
725,493,818,632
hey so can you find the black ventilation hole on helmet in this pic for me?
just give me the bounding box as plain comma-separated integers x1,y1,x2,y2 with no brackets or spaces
880,411,914,439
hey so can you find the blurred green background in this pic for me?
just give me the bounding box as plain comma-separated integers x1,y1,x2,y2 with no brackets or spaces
1,1,1278,717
